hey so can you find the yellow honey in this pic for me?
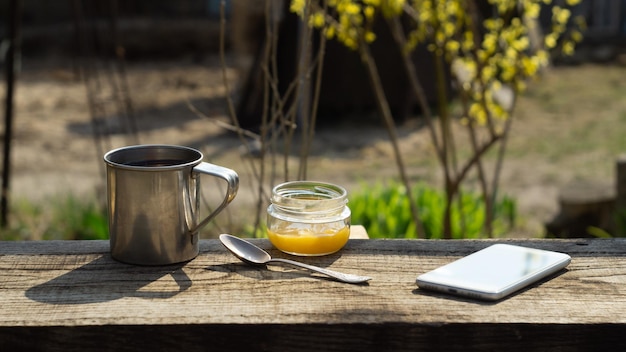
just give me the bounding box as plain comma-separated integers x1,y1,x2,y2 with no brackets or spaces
267,226,350,256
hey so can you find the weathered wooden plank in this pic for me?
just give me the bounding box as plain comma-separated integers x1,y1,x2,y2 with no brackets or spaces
1,238,625,351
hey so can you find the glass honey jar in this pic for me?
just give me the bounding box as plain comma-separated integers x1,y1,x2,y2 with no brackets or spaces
266,181,351,256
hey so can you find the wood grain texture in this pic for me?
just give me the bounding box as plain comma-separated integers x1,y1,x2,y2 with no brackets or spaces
1,238,626,351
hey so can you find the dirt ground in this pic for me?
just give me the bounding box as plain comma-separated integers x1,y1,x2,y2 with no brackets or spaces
4,56,625,238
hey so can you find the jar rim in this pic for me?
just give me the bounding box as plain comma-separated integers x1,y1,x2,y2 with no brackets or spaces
271,181,347,213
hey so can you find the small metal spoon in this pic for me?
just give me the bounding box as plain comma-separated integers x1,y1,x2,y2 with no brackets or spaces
219,234,371,284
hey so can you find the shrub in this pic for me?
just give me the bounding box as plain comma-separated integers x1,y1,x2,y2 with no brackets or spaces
349,181,515,239
0,195,108,240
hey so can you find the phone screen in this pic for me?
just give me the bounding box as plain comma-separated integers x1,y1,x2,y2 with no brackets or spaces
416,244,571,300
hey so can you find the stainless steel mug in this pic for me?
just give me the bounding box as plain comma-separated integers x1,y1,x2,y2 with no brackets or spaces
104,144,239,265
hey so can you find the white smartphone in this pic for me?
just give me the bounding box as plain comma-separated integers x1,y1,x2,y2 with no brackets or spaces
416,244,571,301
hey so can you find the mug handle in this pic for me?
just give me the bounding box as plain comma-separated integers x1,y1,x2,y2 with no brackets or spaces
189,162,239,234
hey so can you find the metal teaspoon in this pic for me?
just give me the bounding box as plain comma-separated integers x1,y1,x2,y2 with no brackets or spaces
219,234,371,284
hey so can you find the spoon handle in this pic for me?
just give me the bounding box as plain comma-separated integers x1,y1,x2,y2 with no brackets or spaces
268,258,372,284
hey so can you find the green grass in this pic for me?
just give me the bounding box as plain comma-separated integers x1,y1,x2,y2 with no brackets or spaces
349,181,516,239
0,195,108,240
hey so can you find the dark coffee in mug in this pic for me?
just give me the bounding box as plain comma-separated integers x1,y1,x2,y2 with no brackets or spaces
123,159,184,167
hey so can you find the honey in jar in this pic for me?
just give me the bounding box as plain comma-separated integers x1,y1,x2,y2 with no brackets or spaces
266,181,351,256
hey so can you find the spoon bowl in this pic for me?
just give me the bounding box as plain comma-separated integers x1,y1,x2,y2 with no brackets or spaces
219,234,371,284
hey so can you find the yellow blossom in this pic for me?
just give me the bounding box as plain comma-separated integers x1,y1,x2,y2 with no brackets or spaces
290,0,305,16
461,31,474,51
482,33,497,52
365,31,377,43
571,30,583,42
344,3,361,15
484,18,503,31
512,37,529,51
524,2,541,18
469,102,487,125
562,41,575,56
364,6,375,20
325,26,336,39
381,0,406,17
446,40,460,53
490,103,507,120
481,65,495,81
443,22,456,37
521,57,539,76
310,12,326,28
501,65,516,82
553,7,571,25
544,33,558,49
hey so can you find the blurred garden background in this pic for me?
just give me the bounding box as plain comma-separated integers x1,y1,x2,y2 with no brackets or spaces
1,0,626,240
